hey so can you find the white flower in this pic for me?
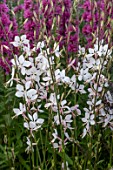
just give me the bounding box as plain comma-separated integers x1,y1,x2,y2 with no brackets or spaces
55,69,70,83
53,43,60,57
11,35,29,47
26,66,41,83
15,84,25,98
37,41,45,50
25,137,36,153
35,53,49,71
51,129,59,143
78,68,92,82
82,109,95,137
69,75,76,90
54,114,73,129
27,89,38,101
24,112,44,131
78,45,85,55
13,103,26,117
82,111,95,126
12,55,31,75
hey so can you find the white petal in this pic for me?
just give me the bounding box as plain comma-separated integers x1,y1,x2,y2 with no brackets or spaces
36,118,44,124
15,36,20,42
13,108,20,115
82,118,87,123
15,91,24,97
29,122,36,129
61,100,67,106
23,61,31,67
89,48,94,54
24,122,29,129
30,94,37,101
82,128,87,138
21,67,26,75
96,100,101,106
28,114,33,121
53,143,59,148
90,114,94,120
25,81,31,90
33,112,38,121
27,89,37,97
11,59,16,65
19,55,25,64
21,35,26,41
90,120,95,125
104,44,108,52
78,75,82,81
16,84,24,91
65,114,72,121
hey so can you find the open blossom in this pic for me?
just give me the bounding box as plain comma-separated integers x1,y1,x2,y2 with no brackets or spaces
11,54,31,75
82,108,95,138
24,112,44,131
11,35,29,47
25,137,36,153
13,103,26,117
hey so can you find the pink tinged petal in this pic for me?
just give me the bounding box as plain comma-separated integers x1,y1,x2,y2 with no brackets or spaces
45,103,52,108
24,122,29,129
65,115,72,122
19,55,25,64
15,91,24,97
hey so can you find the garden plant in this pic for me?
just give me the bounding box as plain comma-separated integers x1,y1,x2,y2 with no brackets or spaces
0,0,113,169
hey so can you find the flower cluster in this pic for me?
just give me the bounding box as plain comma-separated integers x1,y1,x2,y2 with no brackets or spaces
78,39,113,137
0,0,18,73
8,34,83,152
8,35,113,153
81,0,113,48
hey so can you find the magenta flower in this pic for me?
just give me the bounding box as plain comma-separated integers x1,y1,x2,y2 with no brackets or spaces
0,0,18,74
